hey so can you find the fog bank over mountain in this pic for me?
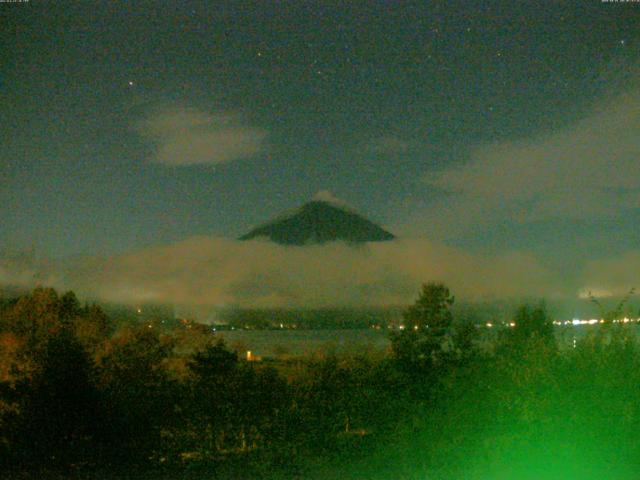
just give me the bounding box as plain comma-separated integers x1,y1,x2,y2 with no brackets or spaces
59,236,563,308
2,236,638,319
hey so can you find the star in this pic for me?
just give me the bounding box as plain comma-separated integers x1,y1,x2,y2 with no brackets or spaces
620,39,626,46
128,80,135,87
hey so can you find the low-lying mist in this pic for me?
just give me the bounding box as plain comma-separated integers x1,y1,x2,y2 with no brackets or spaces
1,237,638,318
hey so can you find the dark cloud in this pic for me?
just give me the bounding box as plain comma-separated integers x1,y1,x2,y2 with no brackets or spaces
367,136,411,155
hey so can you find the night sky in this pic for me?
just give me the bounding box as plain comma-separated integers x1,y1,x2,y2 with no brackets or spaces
2,1,640,307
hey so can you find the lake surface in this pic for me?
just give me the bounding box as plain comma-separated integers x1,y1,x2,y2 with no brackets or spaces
214,324,640,358
215,328,391,357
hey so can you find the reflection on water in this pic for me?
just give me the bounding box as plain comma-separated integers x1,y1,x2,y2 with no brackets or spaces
216,324,640,358
217,329,390,358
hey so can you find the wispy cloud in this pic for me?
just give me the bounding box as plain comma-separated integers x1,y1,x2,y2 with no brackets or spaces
312,190,351,208
420,88,640,235
136,107,267,166
581,251,640,299
0,251,60,290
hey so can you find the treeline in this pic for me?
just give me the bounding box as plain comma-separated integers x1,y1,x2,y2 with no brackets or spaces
1,285,640,479
219,307,403,330
0,287,403,478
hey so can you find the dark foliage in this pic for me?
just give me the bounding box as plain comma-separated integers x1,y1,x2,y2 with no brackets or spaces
1,286,640,479
390,282,456,371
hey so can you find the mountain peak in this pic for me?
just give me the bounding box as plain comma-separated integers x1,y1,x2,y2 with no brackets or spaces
239,198,394,246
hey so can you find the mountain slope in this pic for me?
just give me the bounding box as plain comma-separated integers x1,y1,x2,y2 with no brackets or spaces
239,200,395,245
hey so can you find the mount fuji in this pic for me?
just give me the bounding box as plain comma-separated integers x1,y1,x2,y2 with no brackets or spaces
239,194,395,246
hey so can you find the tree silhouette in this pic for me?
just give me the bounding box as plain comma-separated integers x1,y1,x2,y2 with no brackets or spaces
18,330,97,465
503,303,555,349
391,283,455,370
